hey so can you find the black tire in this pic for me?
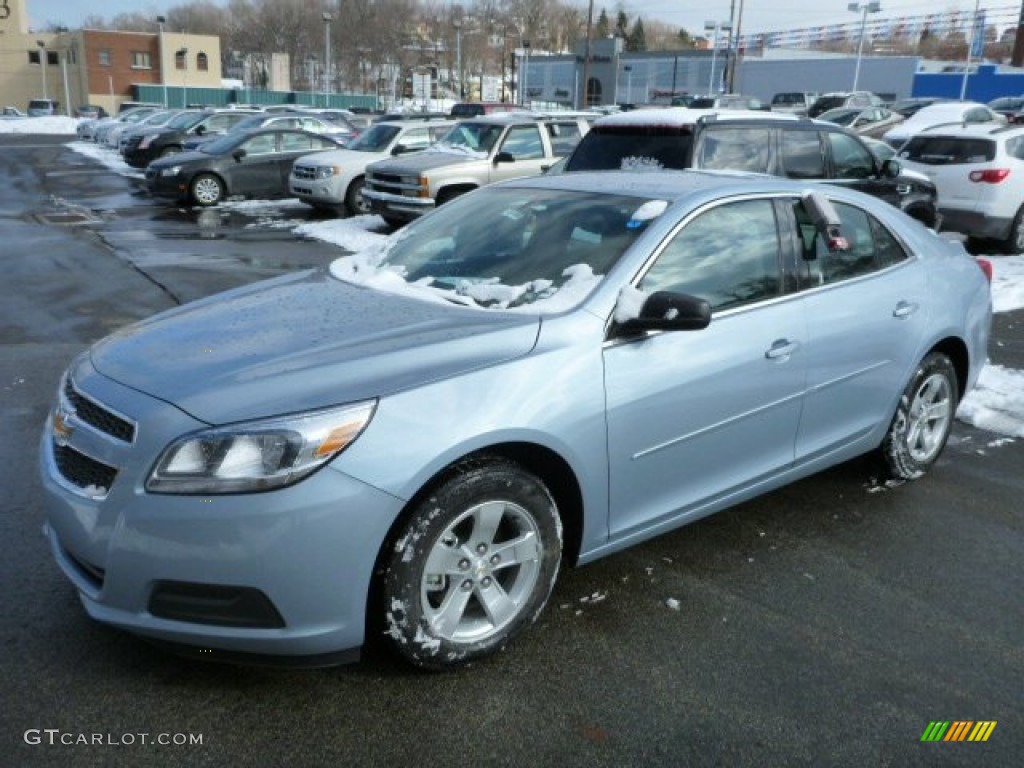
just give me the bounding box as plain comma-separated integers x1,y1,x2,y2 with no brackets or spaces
1001,205,1024,254
382,458,562,670
190,173,224,207
879,352,958,481
382,216,405,230
345,177,370,217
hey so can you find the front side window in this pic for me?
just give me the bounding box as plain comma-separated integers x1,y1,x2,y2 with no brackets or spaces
828,132,875,179
781,130,825,179
639,199,782,311
500,125,544,160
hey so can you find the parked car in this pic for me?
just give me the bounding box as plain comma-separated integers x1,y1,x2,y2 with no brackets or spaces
180,111,358,153
808,91,885,118
986,95,1024,123
687,94,768,110
145,127,344,206
363,113,591,227
898,123,1024,251
1,106,27,118
449,101,522,118
886,97,952,118
770,92,819,115
91,106,164,144
123,109,260,168
817,106,905,139
882,101,1004,148
290,117,457,215
27,98,59,117
559,108,939,228
39,170,992,669
117,110,189,155
75,104,107,119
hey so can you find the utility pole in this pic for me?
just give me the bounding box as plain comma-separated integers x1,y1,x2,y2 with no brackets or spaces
580,0,594,109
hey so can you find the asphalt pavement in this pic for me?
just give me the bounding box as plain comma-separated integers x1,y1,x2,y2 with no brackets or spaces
1,134,1020,767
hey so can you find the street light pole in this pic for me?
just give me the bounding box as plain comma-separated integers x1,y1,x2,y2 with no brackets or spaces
37,41,48,99
581,0,594,109
156,16,167,107
849,2,881,91
323,12,333,106
177,48,188,108
453,19,463,99
624,65,632,105
704,21,730,94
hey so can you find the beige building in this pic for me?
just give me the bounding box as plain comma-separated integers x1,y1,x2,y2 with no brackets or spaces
1,0,221,114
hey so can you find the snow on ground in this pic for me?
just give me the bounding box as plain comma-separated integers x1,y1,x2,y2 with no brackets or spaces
4,121,1022,440
0,116,78,133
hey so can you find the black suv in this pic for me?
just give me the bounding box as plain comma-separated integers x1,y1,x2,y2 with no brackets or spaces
123,109,260,168
561,110,938,228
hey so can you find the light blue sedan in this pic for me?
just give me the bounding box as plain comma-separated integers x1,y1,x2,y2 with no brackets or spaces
39,171,992,669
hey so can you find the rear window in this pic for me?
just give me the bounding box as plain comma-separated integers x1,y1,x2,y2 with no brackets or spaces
772,93,804,106
28,100,54,109
565,124,694,172
899,136,995,164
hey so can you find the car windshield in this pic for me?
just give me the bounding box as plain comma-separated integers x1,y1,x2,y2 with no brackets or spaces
813,96,847,112
819,109,859,126
166,111,204,129
688,98,716,109
565,124,695,172
200,132,245,154
430,122,505,157
346,124,401,151
330,187,662,311
772,93,803,105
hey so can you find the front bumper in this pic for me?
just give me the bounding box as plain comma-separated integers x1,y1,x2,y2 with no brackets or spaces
145,170,188,200
39,362,406,663
362,188,434,222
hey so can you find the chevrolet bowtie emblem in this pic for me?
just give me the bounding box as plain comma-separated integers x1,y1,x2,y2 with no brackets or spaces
52,408,74,446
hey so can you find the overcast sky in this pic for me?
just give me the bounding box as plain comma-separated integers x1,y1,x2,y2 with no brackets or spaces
28,0,1018,38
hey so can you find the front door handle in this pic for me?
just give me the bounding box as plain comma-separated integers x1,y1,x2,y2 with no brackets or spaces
893,301,919,318
765,339,799,360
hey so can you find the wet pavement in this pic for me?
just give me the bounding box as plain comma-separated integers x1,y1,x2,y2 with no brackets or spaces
1,134,1021,768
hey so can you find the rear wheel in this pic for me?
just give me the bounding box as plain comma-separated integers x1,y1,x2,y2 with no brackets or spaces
190,174,224,207
345,177,370,216
381,458,562,669
1001,205,1024,253
879,352,958,481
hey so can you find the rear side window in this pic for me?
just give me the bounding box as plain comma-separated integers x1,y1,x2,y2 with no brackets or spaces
696,127,771,173
780,130,825,179
565,124,694,172
899,137,995,164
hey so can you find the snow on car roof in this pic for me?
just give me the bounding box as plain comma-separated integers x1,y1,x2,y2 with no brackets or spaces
592,107,802,128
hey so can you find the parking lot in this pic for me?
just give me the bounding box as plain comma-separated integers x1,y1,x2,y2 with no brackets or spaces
1,133,1021,767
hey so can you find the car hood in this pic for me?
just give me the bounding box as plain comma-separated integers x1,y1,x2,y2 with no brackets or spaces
88,268,541,424
378,151,484,173
148,149,216,169
295,147,379,167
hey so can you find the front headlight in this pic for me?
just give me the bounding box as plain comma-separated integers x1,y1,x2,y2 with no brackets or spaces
146,400,376,494
315,166,340,179
159,165,183,177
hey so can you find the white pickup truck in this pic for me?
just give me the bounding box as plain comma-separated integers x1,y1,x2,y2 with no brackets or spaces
362,113,591,227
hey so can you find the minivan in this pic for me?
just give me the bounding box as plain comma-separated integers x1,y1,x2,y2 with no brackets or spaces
27,98,59,117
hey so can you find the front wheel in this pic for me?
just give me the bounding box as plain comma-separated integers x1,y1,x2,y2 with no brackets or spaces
190,173,224,207
879,352,958,480
345,177,370,216
382,458,562,669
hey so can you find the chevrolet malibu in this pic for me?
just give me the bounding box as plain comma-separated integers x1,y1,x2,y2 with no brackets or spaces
40,171,992,669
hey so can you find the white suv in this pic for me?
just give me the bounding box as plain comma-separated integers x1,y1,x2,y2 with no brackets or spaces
290,118,456,216
898,123,1024,252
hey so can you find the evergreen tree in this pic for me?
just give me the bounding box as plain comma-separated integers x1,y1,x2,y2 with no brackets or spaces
596,9,610,38
616,10,629,39
628,18,647,52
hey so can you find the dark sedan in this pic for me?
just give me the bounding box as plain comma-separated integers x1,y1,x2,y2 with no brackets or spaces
145,128,344,206
124,109,260,168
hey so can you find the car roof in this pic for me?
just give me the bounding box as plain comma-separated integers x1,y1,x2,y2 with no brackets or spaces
591,107,801,128
904,102,987,122
914,122,1024,140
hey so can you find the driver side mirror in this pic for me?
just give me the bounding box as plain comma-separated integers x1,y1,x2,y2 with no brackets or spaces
195,125,206,135
391,143,410,155
232,148,247,161
881,157,901,178
615,290,712,336
494,151,515,164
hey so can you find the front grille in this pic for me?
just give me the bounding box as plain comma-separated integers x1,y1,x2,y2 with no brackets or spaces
52,442,117,495
292,165,317,180
64,378,135,443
